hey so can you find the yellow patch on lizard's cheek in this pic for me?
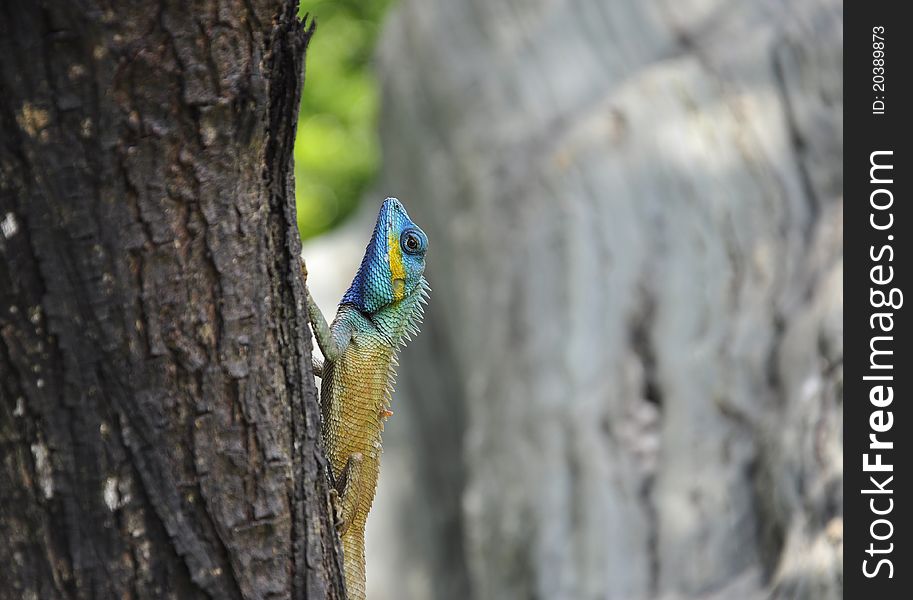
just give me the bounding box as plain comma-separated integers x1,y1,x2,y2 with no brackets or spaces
392,278,405,298
388,231,406,301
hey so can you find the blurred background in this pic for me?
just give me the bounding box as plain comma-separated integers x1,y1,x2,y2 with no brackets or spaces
297,1,843,599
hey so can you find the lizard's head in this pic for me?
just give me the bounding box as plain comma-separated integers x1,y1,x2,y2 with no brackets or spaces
341,197,428,313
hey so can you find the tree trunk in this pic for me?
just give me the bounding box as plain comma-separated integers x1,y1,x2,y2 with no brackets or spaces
375,0,842,598
0,1,344,598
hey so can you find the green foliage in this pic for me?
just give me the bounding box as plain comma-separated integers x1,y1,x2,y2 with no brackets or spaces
296,0,395,240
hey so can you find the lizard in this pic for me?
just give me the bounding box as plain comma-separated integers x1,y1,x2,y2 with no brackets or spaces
303,197,429,600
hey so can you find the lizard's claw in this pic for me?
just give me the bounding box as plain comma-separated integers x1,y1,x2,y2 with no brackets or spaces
329,488,344,531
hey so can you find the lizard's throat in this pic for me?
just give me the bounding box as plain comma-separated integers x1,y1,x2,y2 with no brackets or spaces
369,277,428,346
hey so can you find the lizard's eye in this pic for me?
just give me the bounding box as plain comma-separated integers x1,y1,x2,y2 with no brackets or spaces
401,229,426,255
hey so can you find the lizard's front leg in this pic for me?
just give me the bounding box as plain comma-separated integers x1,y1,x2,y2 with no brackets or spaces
302,261,342,363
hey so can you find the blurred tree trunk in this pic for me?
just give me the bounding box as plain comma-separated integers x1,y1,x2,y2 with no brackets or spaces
376,0,842,599
0,1,345,599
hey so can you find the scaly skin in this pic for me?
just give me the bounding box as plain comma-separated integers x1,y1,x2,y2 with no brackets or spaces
304,198,429,600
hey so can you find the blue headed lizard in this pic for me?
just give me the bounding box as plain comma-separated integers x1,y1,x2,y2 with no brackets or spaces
303,198,429,600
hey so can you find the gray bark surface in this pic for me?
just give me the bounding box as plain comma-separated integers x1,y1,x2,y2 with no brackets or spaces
375,0,842,598
0,2,345,598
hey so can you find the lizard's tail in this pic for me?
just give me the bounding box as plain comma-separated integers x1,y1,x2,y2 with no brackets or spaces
342,531,367,600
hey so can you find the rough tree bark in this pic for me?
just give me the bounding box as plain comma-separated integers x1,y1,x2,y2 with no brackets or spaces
0,1,344,599
375,0,842,599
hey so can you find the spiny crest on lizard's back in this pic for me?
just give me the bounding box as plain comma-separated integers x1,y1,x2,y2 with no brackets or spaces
341,197,429,315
